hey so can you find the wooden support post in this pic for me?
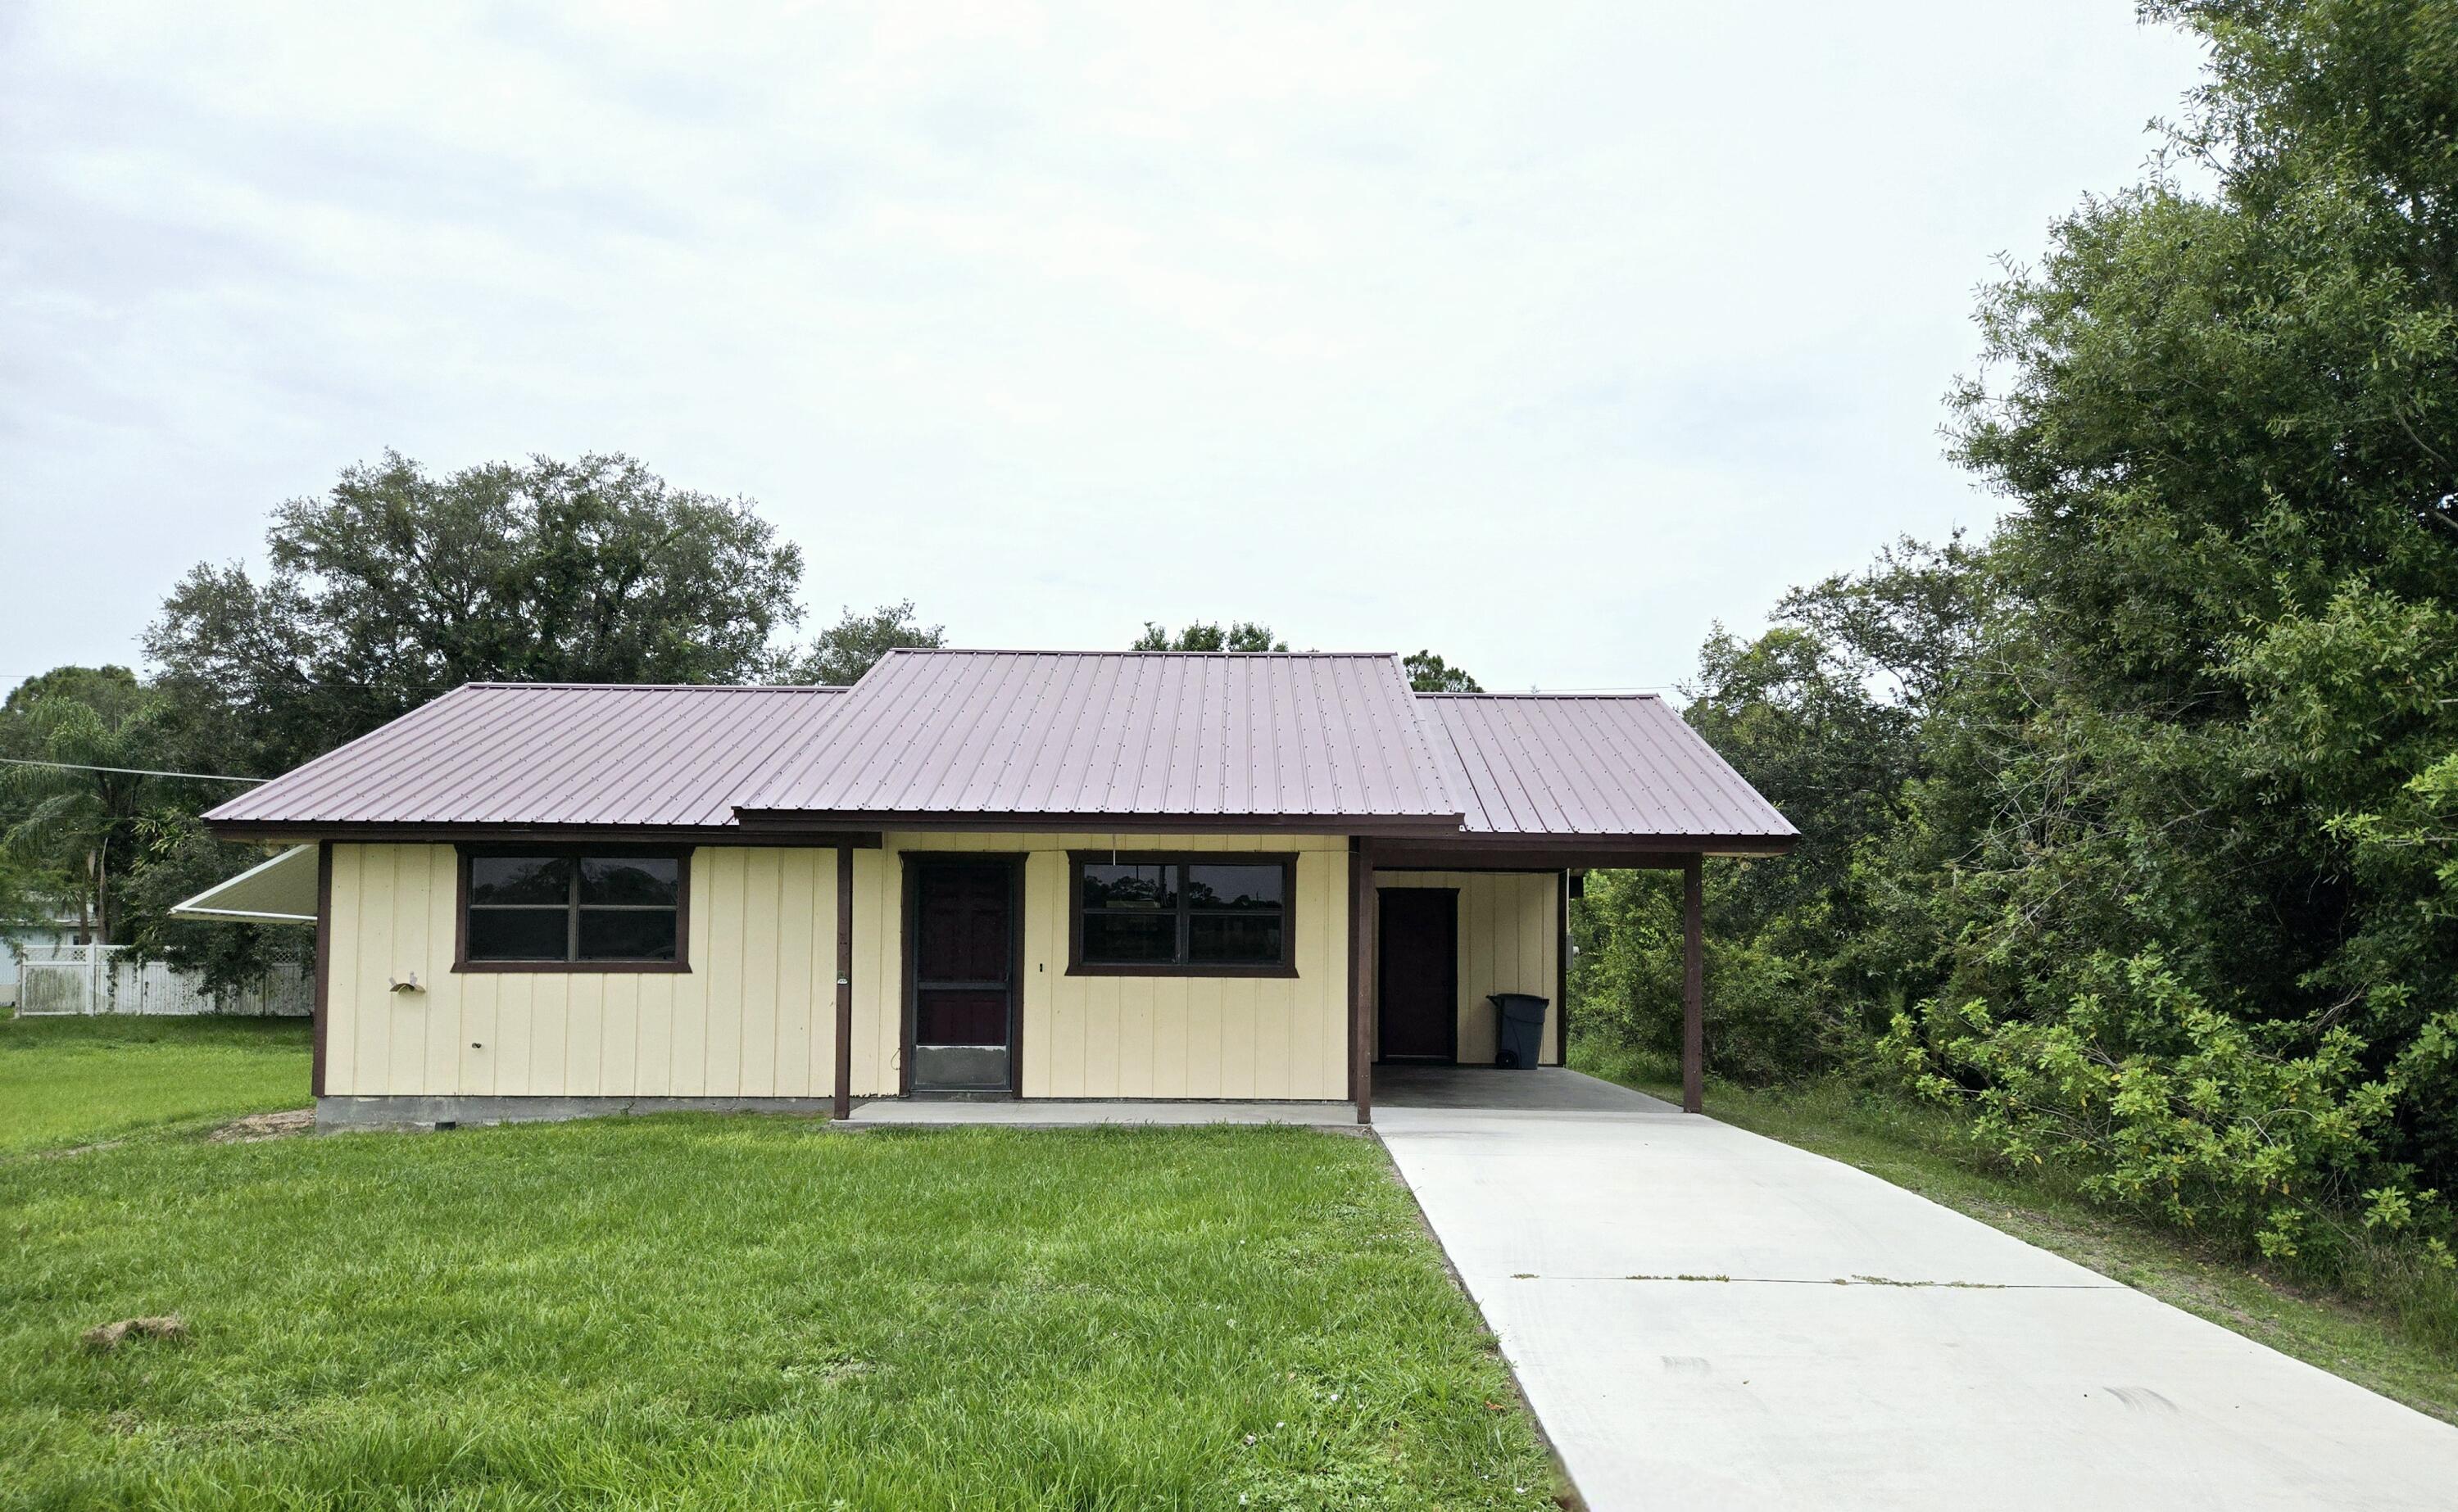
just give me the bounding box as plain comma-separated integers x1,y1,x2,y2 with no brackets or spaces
832,847,855,1120
311,841,332,1102
1681,853,1704,1115
1554,869,1571,1066
1349,838,1376,1125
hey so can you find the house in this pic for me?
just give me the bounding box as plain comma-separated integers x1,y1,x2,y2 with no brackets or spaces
1,905,93,1009
179,650,1794,1127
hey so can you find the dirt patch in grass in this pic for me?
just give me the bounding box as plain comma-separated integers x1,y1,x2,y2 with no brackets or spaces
206,1109,314,1143
82,1315,188,1351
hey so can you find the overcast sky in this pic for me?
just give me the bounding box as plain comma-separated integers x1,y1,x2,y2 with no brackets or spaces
0,2,2207,695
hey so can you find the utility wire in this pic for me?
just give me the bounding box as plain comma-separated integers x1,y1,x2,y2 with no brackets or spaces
0,757,266,784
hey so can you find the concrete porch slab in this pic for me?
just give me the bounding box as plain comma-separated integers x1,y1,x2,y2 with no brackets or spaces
844,1099,1360,1129
1374,1063,1680,1113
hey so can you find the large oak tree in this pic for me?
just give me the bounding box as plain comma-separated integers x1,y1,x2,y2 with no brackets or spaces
147,451,806,772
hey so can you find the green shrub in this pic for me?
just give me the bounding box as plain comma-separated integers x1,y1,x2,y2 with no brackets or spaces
1883,948,2457,1273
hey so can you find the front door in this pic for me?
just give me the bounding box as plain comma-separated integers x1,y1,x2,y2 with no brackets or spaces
909,858,1018,1094
1376,888,1458,1062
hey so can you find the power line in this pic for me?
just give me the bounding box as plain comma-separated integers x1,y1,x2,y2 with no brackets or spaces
0,757,266,785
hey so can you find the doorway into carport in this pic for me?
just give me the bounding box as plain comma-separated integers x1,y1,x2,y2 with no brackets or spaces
1376,887,1458,1062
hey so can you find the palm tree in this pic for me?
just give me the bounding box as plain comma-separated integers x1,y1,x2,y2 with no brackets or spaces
1,690,170,945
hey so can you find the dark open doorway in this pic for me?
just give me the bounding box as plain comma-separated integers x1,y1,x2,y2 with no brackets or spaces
1376,887,1458,1062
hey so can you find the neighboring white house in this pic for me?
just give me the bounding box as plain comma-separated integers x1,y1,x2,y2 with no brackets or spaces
1,911,89,1008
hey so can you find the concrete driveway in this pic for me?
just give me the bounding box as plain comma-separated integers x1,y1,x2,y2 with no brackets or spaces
1374,1067,2458,1510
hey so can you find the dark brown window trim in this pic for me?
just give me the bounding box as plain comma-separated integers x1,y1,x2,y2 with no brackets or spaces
1064,851,1299,978
1065,961,1301,980
452,844,693,974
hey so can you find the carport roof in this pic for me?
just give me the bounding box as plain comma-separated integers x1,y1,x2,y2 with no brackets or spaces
1418,693,1794,842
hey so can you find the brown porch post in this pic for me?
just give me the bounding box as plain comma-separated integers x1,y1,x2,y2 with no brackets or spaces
1681,853,1704,1115
1349,837,1376,1125
832,847,855,1120
311,841,332,1101
1554,869,1571,1066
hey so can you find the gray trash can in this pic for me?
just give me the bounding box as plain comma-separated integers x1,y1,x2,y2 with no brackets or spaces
1490,993,1549,1069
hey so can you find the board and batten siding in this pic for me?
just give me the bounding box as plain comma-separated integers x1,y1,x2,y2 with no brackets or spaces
324,844,841,1099
1376,871,1562,1065
323,834,1354,1102
853,833,1352,1101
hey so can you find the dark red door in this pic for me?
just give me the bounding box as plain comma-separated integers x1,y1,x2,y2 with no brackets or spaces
911,860,1017,1092
1376,889,1458,1062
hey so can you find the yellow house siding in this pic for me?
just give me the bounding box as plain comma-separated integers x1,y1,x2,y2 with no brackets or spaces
851,833,1352,1102
848,847,899,1096
324,833,1356,1104
324,844,841,1100
1378,871,1561,1065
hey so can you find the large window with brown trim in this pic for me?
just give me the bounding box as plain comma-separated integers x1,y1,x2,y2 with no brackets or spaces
1069,853,1295,976
458,850,688,971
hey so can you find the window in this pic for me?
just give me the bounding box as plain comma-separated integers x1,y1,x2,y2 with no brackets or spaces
458,850,687,971
1070,853,1295,976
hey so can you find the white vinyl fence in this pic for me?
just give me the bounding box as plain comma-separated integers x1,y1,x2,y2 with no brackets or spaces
16,944,312,1018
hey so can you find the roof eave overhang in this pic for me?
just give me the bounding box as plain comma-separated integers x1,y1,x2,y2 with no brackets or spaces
206,820,887,849
205,817,1798,862
1370,833,1800,871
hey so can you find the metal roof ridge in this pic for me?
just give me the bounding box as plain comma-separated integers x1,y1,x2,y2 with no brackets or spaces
1369,654,1467,822
1408,684,1490,831
457,681,845,692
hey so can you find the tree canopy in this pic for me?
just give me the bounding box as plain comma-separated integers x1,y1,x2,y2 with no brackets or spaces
1131,621,1288,653
1126,626,1486,695
794,601,946,685
1402,651,1481,693
1577,0,2458,1273
7,450,868,967
147,450,807,774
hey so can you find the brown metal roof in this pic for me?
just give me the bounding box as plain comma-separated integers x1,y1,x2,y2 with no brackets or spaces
205,656,1795,848
737,650,1464,831
205,683,849,831
1416,693,1797,842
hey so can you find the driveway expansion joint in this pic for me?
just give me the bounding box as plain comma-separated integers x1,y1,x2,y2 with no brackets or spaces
1501,1272,2127,1291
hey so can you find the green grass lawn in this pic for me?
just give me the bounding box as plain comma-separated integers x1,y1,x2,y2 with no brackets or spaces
1571,1039,2458,1425
0,1014,311,1153
1,1021,1553,1510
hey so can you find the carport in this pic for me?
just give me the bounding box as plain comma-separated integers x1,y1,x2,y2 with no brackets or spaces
1354,842,1725,1119
1350,692,1793,1121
